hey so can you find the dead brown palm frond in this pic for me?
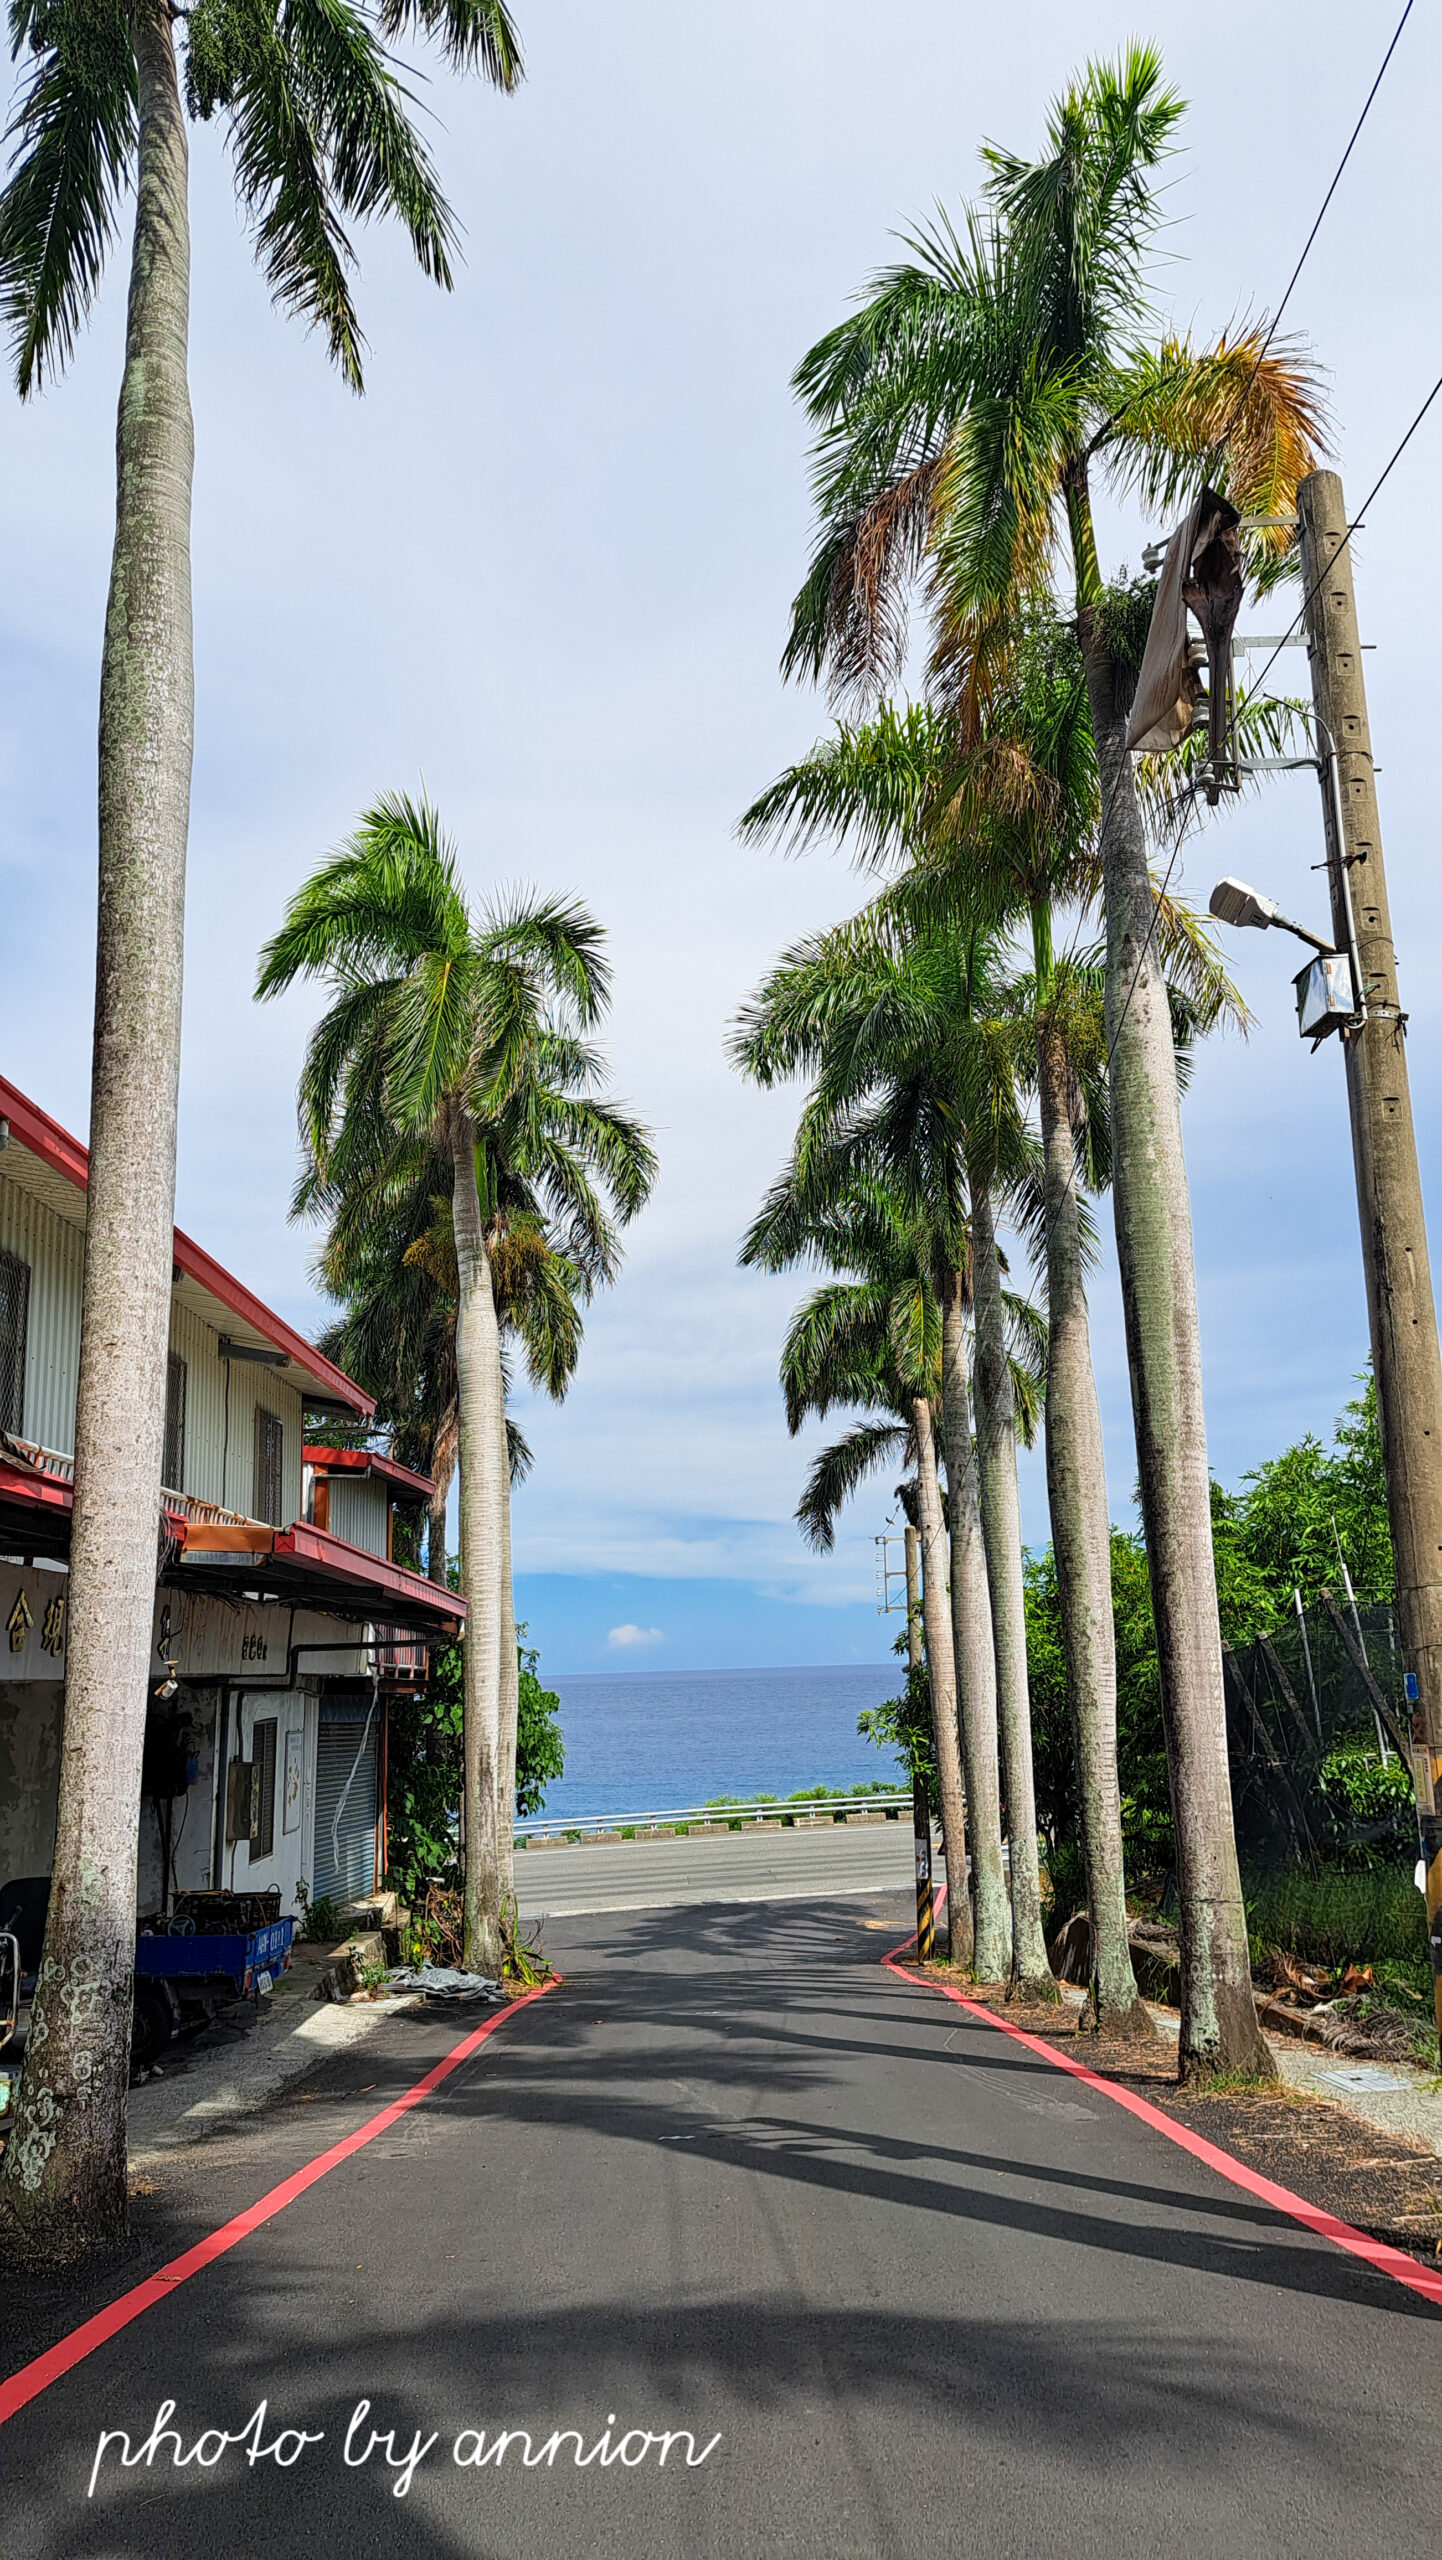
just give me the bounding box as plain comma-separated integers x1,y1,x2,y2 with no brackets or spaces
926,593,1023,741
1101,325,1330,587
487,1217,555,1305
933,729,1067,843
825,454,947,700
402,1195,460,1300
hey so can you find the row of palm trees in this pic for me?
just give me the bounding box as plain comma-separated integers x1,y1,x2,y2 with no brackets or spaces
0,0,537,2246
736,45,1325,2079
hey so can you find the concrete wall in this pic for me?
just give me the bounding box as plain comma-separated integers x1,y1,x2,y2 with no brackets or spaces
136,1689,222,1913
0,1677,62,1883
215,1688,319,1914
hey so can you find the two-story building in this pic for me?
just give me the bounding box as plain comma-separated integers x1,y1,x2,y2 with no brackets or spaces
0,1071,463,1925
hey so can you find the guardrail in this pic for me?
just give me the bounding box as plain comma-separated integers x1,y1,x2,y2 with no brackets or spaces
515,1790,913,1844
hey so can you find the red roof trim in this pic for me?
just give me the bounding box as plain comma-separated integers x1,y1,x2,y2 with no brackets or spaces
274,1521,464,1626
0,1460,189,1545
0,1457,74,1517
0,1073,372,1422
303,1445,435,1501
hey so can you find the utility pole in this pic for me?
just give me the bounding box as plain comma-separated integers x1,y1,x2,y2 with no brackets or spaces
905,1523,935,1961
1297,467,1442,2057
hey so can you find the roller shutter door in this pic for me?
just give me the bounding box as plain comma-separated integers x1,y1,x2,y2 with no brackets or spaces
312,1705,379,1903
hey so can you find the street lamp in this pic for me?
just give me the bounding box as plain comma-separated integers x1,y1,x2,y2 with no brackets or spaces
1208,876,1360,1045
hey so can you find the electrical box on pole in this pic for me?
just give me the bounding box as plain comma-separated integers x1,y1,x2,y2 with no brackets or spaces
1298,468,1442,2054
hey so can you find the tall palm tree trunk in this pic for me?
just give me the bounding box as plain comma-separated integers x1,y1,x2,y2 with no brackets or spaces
1,2,194,2251
449,1111,506,1977
940,1277,1010,1980
1071,470,1269,2078
425,1403,457,1586
495,1398,518,1913
427,1496,446,1583
1036,1016,1146,2034
912,1396,972,1969
969,1182,1054,1997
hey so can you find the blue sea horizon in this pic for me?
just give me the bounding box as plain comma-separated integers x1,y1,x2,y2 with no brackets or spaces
539,1661,907,1821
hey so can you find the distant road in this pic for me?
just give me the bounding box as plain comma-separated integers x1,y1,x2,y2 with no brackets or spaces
514,1818,931,1918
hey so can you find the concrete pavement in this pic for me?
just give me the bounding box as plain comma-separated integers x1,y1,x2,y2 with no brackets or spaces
2,1889,1436,2557
515,1815,925,1918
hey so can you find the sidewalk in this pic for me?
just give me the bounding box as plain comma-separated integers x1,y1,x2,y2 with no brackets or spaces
126,1941,418,2171
1062,1980,1442,2159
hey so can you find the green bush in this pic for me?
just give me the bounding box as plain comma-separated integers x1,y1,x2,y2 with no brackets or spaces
386,1622,564,1900
857,1661,937,1792
1244,1866,1427,1972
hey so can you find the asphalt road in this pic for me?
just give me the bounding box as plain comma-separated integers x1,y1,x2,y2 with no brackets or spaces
514,1817,925,1918
2,1890,1436,2558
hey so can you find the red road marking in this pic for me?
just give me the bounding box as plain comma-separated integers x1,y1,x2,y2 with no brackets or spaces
0,1975,560,2428
884,1909,1442,2313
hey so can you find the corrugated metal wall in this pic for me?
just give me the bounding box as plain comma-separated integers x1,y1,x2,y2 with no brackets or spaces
312,1704,379,1902
156,1299,303,1518
328,1473,389,1557
0,1169,83,1454
0,1165,303,1519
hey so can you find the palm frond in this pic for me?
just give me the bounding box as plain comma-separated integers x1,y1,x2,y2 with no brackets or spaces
0,0,135,396
796,1418,909,1553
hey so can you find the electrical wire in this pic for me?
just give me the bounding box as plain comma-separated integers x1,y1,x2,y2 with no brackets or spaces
1245,363,1442,705
1022,354,1442,1332
1210,0,1417,463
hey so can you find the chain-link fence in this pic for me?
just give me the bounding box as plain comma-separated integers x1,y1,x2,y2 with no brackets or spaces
1222,1593,1415,1874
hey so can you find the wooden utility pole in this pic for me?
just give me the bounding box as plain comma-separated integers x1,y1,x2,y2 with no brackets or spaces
906,1523,935,1960
1298,468,1442,2057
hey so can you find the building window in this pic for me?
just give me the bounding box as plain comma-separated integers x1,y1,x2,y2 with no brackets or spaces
163,1352,187,1492
0,1247,29,1436
249,1718,278,1862
253,1408,284,1526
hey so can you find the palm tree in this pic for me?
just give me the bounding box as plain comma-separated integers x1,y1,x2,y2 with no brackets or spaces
309,1149,463,1580
736,921,1051,1988
743,1173,973,1967
256,793,654,1970
0,2,524,2245
780,48,1322,2073
740,645,1252,2027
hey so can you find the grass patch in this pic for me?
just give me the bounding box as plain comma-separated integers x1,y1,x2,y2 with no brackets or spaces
1244,1866,1427,1974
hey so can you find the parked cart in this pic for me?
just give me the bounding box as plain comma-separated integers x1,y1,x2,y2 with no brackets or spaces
133,1890,295,2067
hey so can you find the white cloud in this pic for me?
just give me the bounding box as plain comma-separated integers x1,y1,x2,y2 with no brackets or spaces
606,1624,665,1651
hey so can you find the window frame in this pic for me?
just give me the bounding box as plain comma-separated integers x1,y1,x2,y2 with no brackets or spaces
249,1717,278,1863
253,1407,284,1527
162,1351,187,1494
0,1245,30,1437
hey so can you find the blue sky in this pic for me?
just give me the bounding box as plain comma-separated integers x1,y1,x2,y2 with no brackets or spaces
3,3,1439,1676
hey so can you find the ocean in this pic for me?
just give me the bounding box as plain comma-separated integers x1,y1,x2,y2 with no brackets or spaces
540,1663,907,1821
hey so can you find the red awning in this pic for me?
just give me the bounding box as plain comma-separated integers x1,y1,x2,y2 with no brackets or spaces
303,1445,436,1502
176,1518,463,1639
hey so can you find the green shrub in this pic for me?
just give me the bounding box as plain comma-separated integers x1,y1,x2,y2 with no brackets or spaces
1244,1866,1426,1971
294,1881,340,1943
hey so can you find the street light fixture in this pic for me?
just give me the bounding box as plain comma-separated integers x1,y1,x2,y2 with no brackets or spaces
1209,876,1360,1045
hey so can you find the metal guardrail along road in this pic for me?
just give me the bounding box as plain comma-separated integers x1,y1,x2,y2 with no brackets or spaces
514,1790,911,1845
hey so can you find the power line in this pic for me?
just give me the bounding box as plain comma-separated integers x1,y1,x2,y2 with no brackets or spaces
1246,363,1442,704
1213,0,1417,458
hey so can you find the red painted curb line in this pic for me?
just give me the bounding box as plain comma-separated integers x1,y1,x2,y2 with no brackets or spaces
882,1913,1442,2313
0,1974,561,2428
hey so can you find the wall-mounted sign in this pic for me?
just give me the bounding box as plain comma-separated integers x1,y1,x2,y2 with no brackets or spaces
283,1727,304,1834
0,1563,368,1686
